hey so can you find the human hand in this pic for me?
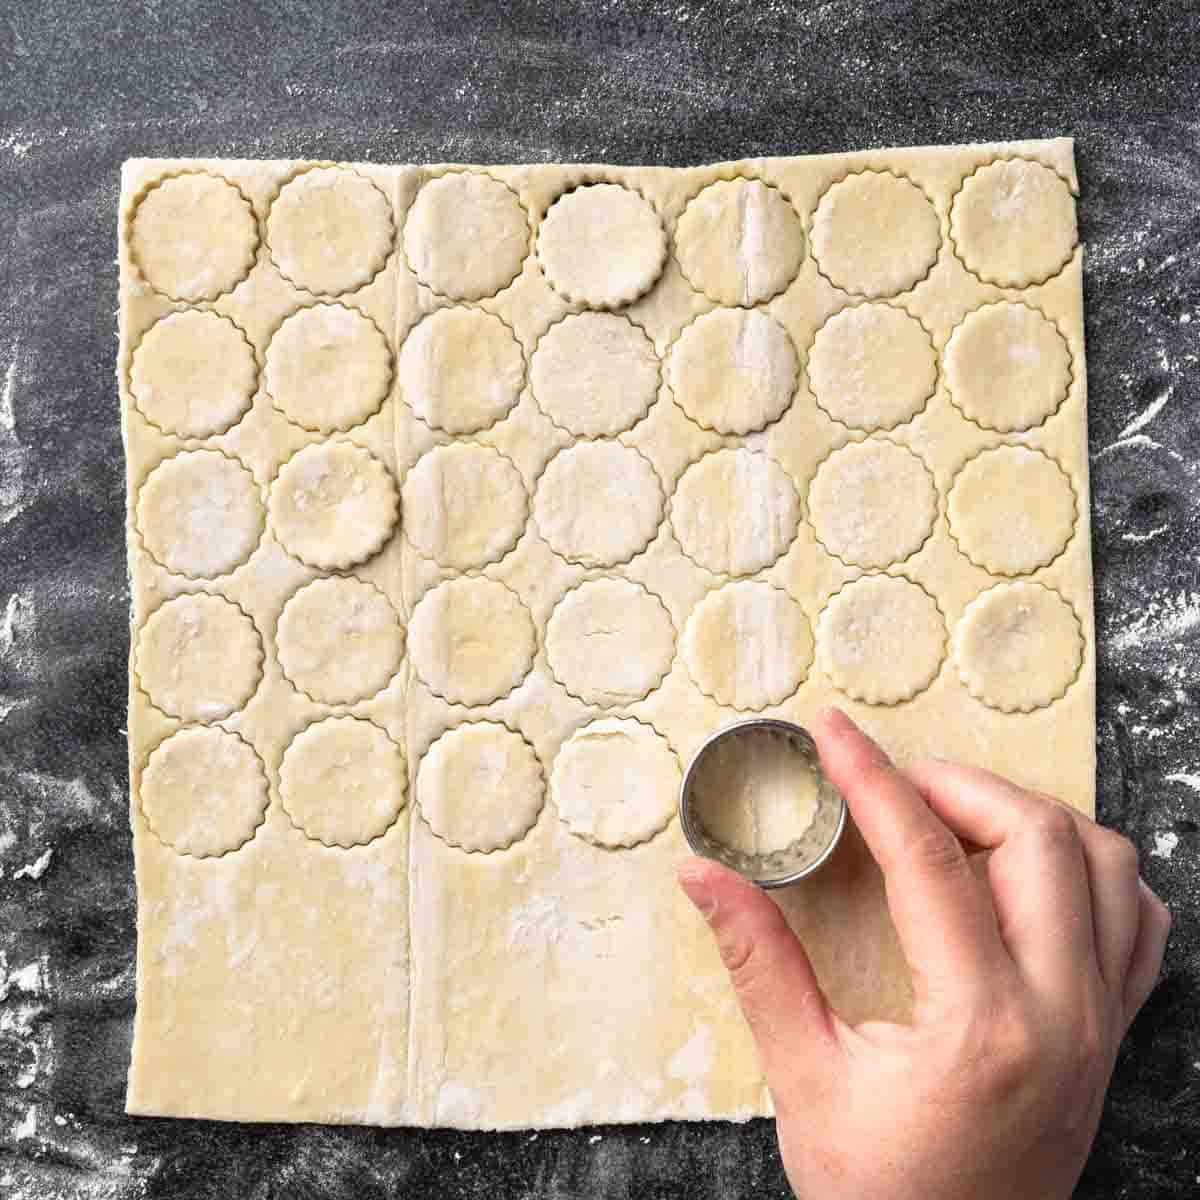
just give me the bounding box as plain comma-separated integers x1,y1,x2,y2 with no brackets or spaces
677,708,1170,1200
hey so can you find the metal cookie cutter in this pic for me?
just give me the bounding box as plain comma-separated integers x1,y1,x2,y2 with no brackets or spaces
679,719,847,889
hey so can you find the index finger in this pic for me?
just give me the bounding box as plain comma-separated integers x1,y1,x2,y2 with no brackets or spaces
811,708,1008,1006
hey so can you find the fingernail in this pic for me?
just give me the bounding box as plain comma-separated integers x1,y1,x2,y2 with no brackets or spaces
677,865,716,918
820,706,852,732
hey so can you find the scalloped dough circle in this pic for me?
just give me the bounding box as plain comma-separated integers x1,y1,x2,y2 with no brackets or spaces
945,302,1071,433
269,441,398,570
418,722,544,852
265,304,392,433
131,311,257,438
812,171,941,299
137,450,263,579
537,183,667,308
546,579,675,707
398,307,524,434
140,727,267,858
531,313,659,437
809,439,937,569
552,718,678,849
949,447,1076,576
136,593,263,721
267,168,394,296
404,172,529,300
402,443,528,570
670,448,800,577
277,577,404,705
674,178,805,306
683,581,812,710
808,304,937,431
130,173,258,301
668,308,798,435
817,576,945,705
280,717,406,848
534,441,663,568
409,578,535,706
952,159,1077,287
955,583,1083,713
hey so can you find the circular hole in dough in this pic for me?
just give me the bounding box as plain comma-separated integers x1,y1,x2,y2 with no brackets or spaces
536,183,667,309
682,581,812,710
809,439,937,569
807,303,937,432
280,716,406,848
546,579,675,707
533,441,664,568
944,301,1072,433
408,578,535,706
948,446,1076,576
551,717,679,849
264,303,392,434
140,726,268,857
417,722,544,852
398,307,524,435
670,448,800,577
277,577,405,706
136,593,263,722
267,167,394,296
404,172,529,300
130,310,257,439
402,443,528,570
817,575,946,705
269,441,398,571
130,173,258,302
811,171,941,299
668,308,798,435
530,313,660,438
136,449,264,579
954,582,1083,713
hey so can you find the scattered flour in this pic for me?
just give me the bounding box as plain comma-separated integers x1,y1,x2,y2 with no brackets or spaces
1150,832,1179,860
1165,773,1200,793
12,848,53,881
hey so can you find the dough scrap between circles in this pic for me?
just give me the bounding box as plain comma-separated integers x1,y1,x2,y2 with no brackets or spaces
534,441,664,568
140,727,267,858
418,722,544,852
280,717,406,848
817,575,945,705
404,172,529,300
674,177,806,306
409,578,535,706
530,313,660,437
546,579,675,706
670,448,800,577
955,582,1083,713
668,308,798,435
399,307,525,434
136,593,263,721
944,302,1072,433
812,171,941,299
809,439,937,569
808,303,937,432
130,310,257,439
277,577,405,705
402,443,528,570
267,167,394,296
269,441,398,570
264,304,392,433
137,450,264,579
537,183,667,308
130,173,258,301
951,158,1078,287
551,718,678,849
683,581,813,710
948,446,1076,576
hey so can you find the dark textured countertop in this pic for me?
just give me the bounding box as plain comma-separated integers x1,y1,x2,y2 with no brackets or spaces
0,3,1196,1197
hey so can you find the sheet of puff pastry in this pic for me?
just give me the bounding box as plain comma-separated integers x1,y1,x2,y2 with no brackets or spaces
118,137,1094,1130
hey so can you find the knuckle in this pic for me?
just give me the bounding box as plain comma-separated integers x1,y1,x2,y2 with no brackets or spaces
903,827,967,877
1030,805,1079,839
1098,830,1140,873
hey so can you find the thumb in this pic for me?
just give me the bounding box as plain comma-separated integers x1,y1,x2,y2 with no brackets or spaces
677,856,839,1093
